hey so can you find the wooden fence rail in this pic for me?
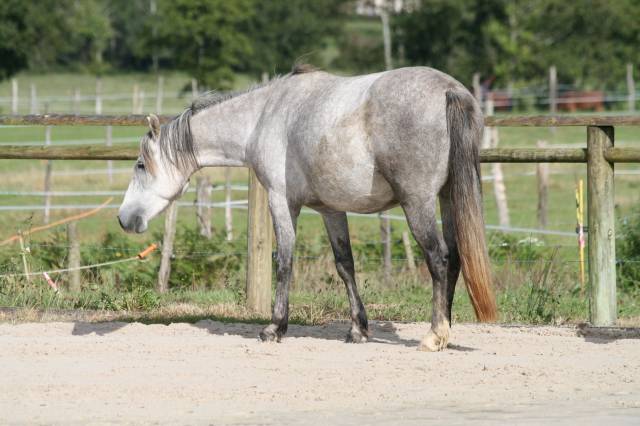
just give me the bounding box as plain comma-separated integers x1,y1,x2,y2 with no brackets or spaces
4,145,640,164
2,113,640,326
2,113,640,127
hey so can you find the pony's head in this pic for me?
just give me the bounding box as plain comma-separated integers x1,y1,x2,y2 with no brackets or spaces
118,113,197,233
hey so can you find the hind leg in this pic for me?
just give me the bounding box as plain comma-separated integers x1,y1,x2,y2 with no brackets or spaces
402,197,451,351
439,193,461,323
322,211,369,343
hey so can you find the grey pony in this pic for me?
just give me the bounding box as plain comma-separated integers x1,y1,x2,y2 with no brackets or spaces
118,65,497,351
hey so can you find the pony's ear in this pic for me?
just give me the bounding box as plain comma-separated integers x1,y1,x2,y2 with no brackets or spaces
146,114,160,139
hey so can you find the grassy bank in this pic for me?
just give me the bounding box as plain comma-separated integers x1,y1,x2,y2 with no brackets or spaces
2,223,640,326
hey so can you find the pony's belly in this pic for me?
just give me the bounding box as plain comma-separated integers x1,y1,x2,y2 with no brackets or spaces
309,169,396,213
300,113,396,212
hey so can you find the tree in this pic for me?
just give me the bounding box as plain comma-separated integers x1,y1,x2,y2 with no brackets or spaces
394,0,509,86
522,0,640,90
154,0,255,89
244,0,345,77
0,1,29,80
0,0,114,77
66,0,114,74
395,0,640,89
106,0,160,72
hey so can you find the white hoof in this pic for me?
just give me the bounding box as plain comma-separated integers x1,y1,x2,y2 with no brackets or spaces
417,329,449,352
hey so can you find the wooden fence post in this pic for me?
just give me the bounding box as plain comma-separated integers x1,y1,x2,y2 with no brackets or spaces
43,126,53,224
224,167,233,241
105,125,113,183
246,168,272,316
132,84,139,114
484,99,510,227
549,65,558,114
380,213,392,280
138,90,145,114
379,3,393,279
402,231,415,272
536,140,549,229
156,75,164,114
587,125,616,326
191,79,198,101
195,176,212,238
380,6,392,71
30,84,38,114
11,79,18,114
482,99,494,149
627,63,636,112
157,201,178,293
73,88,81,114
67,221,81,292
491,128,510,227
95,78,102,115
472,72,482,105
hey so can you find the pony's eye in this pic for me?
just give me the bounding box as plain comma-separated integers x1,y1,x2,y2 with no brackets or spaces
136,161,145,171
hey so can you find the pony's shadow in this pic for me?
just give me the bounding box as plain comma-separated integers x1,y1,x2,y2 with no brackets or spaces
70,318,422,347
576,323,640,344
190,319,422,347
72,321,129,336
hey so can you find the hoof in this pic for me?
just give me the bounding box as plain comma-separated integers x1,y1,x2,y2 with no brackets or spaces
259,324,283,342
345,326,369,343
417,329,449,352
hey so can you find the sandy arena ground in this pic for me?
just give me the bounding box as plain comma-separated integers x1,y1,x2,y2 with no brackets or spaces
1,320,639,425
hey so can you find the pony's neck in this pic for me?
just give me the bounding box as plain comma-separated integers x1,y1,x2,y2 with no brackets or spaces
189,84,273,168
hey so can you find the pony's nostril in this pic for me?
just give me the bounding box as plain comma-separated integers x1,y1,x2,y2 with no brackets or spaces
117,215,125,229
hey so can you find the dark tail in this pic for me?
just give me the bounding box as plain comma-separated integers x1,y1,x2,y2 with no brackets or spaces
445,89,497,322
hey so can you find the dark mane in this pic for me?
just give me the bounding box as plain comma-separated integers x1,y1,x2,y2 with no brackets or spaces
142,109,197,175
291,63,318,75
147,63,319,173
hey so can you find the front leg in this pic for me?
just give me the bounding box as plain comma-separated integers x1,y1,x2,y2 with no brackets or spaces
259,192,298,342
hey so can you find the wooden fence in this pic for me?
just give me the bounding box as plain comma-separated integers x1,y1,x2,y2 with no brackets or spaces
2,113,640,325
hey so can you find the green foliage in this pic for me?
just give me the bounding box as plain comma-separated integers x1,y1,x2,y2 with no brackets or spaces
394,0,510,84
3,0,639,91
245,0,345,77
159,227,246,296
522,252,560,324
0,0,113,78
155,0,254,89
83,231,159,290
96,287,160,311
332,18,385,73
106,0,158,71
0,1,29,80
0,0,345,85
522,0,640,90
395,0,640,89
617,209,640,290
488,232,544,263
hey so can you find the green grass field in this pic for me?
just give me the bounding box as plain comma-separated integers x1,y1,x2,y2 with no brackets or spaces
1,72,639,325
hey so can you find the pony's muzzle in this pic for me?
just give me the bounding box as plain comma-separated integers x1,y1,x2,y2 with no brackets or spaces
117,212,148,234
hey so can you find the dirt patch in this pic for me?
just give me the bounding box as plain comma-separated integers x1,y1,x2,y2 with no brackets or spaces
1,320,639,424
